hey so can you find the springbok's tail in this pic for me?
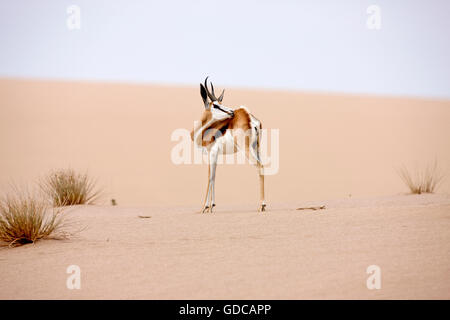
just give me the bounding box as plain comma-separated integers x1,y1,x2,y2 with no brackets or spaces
253,123,264,176
255,126,262,164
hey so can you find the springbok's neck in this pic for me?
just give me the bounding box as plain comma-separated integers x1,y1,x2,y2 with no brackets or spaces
193,118,216,147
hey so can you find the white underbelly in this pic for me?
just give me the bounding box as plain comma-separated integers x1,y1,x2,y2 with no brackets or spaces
215,130,237,155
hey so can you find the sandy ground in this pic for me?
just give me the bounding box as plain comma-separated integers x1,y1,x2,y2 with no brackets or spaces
0,194,449,299
0,79,449,299
1,79,450,206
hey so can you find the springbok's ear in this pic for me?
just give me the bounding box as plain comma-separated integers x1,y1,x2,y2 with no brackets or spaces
200,84,209,108
218,89,225,103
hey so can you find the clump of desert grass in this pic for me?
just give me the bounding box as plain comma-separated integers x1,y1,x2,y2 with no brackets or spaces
40,169,102,207
0,191,67,247
397,160,445,194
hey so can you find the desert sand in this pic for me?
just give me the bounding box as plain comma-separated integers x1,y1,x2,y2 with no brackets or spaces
1,194,449,299
0,79,449,299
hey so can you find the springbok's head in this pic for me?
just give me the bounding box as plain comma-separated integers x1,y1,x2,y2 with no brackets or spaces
200,77,234,121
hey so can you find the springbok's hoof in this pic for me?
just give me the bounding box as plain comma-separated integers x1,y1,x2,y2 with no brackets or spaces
259,203,266,212
201,206,209,213
209,204,215,213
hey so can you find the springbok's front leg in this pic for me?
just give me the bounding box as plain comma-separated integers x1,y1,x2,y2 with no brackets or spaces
203,148,219,213
201,148,218,213
201,162,211,213
208,148,219,213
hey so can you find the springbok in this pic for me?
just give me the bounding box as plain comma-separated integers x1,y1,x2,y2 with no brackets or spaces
191,77,266,213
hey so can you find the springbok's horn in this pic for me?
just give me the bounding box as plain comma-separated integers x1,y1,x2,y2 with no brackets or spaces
204,77,216,101
210,82,216,99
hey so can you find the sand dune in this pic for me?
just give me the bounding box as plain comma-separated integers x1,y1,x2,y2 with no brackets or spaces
1,79,449,206
1,194,449,299
0,79,449,299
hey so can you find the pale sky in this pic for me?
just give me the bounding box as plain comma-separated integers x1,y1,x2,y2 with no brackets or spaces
1,0,449,98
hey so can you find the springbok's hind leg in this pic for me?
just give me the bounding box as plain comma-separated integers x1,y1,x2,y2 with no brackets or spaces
258,165,266,212
248,128,266,212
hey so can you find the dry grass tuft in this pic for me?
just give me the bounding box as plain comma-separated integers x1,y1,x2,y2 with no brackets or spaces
397,160,444,194
0,192,66,247
40,169,102,207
